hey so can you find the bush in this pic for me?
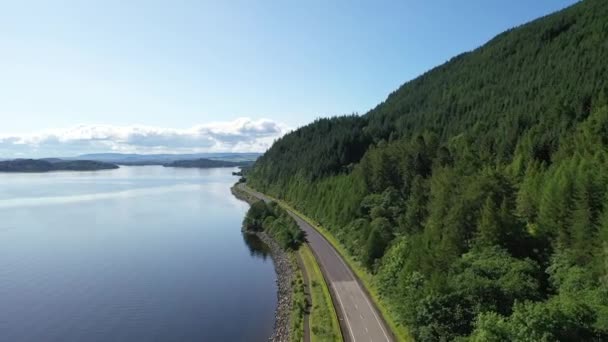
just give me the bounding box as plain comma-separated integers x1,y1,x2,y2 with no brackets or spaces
243,201,306,250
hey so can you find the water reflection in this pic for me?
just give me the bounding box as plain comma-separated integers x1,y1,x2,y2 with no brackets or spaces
0,166,276,342
243,232,271,260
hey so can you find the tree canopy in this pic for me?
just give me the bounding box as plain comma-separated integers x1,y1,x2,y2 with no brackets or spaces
248,0,608,340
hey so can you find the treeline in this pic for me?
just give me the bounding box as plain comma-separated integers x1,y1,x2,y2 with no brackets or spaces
248,0,608,340
242,200,308,342
163,158,251,168
243,201,306,251
0,159,119,172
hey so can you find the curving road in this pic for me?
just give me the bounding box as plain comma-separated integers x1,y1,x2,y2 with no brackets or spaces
238,184,394,342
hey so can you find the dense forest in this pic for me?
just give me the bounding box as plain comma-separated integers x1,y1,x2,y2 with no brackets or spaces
248,0,608,340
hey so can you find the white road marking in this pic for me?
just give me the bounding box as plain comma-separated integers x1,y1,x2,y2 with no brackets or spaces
321,231,392,341
244,186,392,342
332,283,356,342
358,282,391,341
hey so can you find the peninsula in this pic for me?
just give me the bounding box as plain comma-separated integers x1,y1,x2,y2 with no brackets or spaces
0,159,119,173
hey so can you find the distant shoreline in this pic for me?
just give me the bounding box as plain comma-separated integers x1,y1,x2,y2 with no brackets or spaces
0,159,119,173
162,158,252,169
0,156,255,173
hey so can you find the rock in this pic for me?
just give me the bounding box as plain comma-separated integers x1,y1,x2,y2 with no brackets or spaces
257,232,293,342
232,184,295,341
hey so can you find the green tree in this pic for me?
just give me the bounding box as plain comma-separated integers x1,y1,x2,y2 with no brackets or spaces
244,1,608,339
243,200,272,232
476,196,502,247
570,185,596,265
364,218,393,269
537,171,574,243
599,209,608,281
399,175,428,235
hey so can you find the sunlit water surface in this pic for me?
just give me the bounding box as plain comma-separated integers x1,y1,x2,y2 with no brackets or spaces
0,166,276,341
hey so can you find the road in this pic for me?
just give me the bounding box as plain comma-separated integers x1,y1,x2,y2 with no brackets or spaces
238,184,394,342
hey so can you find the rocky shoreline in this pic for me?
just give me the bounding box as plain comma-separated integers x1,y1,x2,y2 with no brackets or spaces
255,232,294,342
232,184,294,342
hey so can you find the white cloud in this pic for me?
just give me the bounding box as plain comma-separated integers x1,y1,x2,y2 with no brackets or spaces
0,118,290,158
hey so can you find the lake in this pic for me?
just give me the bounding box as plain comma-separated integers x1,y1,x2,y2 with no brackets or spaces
0,166,276,341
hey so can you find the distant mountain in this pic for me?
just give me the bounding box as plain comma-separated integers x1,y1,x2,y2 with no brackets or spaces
70,153,261,165
163,158,253,168
0,159,119,173
39,158,65,163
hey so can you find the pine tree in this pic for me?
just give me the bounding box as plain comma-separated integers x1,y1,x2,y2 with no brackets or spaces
537,170,574,244
570,185,595,265
476,196,502,247
516,161,542,222
599,208,608,282
400,175,428,235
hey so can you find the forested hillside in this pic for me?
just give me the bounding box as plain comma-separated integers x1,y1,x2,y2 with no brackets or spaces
163,158,250,168
248,0,608,340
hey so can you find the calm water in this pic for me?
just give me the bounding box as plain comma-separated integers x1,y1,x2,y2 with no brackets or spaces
0,166,276,342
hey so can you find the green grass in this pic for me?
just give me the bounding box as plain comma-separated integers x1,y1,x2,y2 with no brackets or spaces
243,185,411,342
290,252,307,342
299,245,342,342
230,183,258,204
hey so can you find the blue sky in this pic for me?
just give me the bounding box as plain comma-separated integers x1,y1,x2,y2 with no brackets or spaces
0,0,578,156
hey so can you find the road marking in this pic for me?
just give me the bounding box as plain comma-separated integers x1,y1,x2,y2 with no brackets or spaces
332,283,355,342
243,186,392,342
365,327,369,333
360,314,364,319
318,228,392,342
355,304,359,310
358,282,391,342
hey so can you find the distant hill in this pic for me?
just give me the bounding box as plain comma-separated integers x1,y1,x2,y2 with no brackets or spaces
0,159,119,172
163,158,252,168
70,153,261,165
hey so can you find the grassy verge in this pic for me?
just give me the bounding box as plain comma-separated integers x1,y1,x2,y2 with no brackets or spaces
244,185,411,341
230,182,258,204
286,204,411,341
299,245,342,342
290,251,307,342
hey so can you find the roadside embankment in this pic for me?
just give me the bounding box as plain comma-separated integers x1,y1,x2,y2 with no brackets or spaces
257,231,296,342
233,183,344,342
232,183,302,342
238,183,402,342
299,245,342,342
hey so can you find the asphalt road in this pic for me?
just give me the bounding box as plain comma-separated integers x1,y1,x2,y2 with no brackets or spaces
238,184,394,342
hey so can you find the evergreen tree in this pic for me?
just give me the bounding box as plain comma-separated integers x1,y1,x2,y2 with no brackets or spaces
538,171,574,244
570,183,596,265
476,196,502,247
399,175,428,235
244,1,608,339
599,209,608,281
516,161,542,222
